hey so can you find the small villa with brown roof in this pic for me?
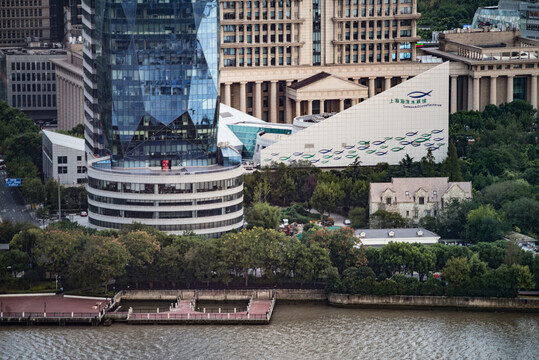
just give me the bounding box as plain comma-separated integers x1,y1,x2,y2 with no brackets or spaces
369,177,472,224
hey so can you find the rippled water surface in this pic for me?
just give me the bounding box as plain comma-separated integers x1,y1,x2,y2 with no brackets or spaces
2,305,538,360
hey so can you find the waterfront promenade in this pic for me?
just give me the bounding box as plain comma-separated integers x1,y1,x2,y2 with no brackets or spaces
0,294,106,325
126,294,275,324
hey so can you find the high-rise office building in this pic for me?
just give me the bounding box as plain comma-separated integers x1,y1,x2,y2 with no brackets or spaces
83,0,244,236
0,0,52,47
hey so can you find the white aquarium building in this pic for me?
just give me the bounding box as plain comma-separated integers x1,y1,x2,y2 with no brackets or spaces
260,62,450,168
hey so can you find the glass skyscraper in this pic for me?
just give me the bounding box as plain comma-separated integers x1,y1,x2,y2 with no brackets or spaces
83,0,244,237
86,0,219,167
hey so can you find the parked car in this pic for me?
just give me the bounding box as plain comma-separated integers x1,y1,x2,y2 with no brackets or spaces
343,219,351,226
80,210,88,217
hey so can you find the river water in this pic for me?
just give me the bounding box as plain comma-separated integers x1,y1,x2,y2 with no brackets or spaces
2,305,538,359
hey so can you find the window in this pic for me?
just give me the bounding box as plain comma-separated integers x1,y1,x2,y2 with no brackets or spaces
419,197,425,205
57,156,67,164
77,156,82,161
425,210,431,216
414,210,418,218
386,197,392,205
57,166,67,174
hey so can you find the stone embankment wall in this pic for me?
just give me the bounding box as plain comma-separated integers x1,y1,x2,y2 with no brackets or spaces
113,290,538,312
328,294,539,312
114,289,326,302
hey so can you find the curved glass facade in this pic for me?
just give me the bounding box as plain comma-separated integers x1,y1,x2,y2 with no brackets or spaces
92,0,220,168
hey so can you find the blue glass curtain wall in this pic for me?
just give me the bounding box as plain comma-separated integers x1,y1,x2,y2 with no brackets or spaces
94,0,220,168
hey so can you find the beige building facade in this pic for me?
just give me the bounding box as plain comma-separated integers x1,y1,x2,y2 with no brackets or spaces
219,0,422,123
369,177,473,224
218,0,538,124
51,43,84,131
0,0,51,47
423,29,539,112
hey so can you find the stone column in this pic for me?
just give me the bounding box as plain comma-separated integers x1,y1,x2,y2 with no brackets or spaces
400,75,408,84
307,100,313,115
473,76,480,111
368,77,376,98
239,82,247,112
450,75,458,114
254,81,262,119
530,74,537,109
320,99,325,114
285,80,293,123
224,83,231,106
384,77,391,92
506,75,514,103
295,100,301,117
269,80,277,123
339,98,345,112
467,76,473,111
490,76,497,106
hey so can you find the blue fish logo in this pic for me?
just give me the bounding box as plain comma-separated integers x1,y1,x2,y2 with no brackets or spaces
407,90,432,99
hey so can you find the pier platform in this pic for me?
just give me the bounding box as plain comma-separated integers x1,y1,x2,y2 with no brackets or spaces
126,297,275,325
0,294,107,325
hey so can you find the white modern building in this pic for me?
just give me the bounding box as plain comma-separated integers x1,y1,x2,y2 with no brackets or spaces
86,158,244,237
369,177,473,224
355,228,440,247
42,130,86,185
260,61,450,167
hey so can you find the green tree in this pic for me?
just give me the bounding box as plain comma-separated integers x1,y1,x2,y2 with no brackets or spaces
33,230,81,281
503,198,539,236
369,210,406,229
118,230,160,288
442,142,463,181
349,207,368,228
468,253,487,278
157,244,185,288
470,242,505,269
67,235,129,292
442,257,471,293
310,181,344,219
511,264,534,291
21,177,45,205
465,205,506,243
245,202,282,229
0,250,29,278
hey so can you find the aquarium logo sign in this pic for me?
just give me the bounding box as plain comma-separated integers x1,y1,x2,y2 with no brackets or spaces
389,90,441,108
407,90,432,99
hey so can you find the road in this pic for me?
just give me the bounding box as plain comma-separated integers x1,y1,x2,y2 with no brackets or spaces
0,169,37,225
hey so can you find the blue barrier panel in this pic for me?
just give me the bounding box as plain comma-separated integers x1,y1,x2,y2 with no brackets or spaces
5,178,21,187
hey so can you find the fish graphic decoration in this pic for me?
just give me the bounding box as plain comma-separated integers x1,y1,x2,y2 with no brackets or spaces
319,148,333,154
431,129,444,134
406,131,418,136
407,90,432,98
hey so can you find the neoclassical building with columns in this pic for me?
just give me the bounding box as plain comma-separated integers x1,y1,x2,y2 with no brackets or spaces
217,0,538,124
423,29,538,112
219,0,423,123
